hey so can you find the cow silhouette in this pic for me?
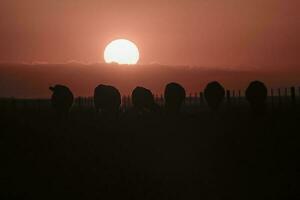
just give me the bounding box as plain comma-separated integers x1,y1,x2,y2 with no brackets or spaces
204,81,225,110
131,87,158,114
94,84,121,116
164,82,186,114
49,84,74,118
246,81,268,114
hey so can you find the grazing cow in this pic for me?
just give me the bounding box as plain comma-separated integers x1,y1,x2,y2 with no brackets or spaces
204,81,225,110
131,87,158,113
246,81,268,114
49,85,74,117
94,84,121,116
164,82,186,114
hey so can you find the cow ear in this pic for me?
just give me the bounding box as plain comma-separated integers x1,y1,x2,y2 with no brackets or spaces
49,86,54,91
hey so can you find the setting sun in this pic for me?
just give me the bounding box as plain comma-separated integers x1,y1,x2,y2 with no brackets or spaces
104,39,139,65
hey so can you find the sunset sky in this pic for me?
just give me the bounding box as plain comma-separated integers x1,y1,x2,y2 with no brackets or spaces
1,0,299,66
0,0,299,97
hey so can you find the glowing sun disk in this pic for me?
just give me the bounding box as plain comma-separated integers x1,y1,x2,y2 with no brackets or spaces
104,39,139,65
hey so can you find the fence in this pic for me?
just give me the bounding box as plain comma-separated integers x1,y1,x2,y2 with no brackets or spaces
1,86,300,111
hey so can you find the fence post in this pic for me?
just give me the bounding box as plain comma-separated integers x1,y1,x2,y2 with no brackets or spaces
226,90,231,104
37,99,41,111
199,92,204,105
11,98,16,110
299,87,300,105
22,99,27,110
271,88,274,109
128,95,131,107
278,88,282,108
291,86,296,107
123,96,126,108
160,94,164,106
122,95,126,110
79,97,82,108
189,93,192,105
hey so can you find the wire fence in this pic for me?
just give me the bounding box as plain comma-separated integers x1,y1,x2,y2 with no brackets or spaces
1,86,299,111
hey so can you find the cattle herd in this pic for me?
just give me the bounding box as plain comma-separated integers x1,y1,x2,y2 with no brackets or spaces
3,80,297,200
49,80,268,117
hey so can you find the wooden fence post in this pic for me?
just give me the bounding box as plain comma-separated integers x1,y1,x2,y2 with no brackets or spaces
122,95,126,110
128,95,131,107
291,86,296,107
189,93,192,105
271,88,274,109
226,90,231,104
36,99,41,111
199,92,204,105
89,97,92,107
298,87,300,104
22,99,27,110
278,88,282,108
160,94,164,106
78,97,82,108
11,98,16,110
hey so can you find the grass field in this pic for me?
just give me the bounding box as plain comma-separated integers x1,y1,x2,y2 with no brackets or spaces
1,99,299,199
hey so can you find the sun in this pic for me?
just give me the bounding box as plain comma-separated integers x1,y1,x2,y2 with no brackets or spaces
104,39,139,65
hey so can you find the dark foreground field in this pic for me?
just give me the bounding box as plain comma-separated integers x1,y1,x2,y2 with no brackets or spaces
1,103,299,199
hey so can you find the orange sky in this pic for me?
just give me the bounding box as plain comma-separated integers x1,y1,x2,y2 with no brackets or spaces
0,0,299,97
0,0,299,68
